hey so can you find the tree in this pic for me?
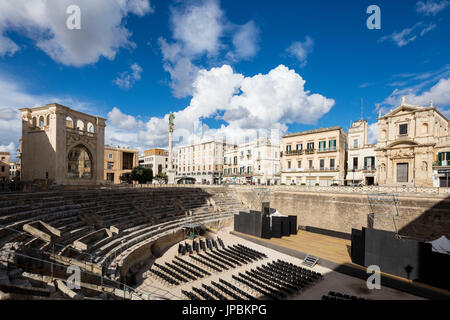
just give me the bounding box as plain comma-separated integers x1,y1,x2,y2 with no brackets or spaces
155,172,168,184
119,172,132,184
130,166,153,184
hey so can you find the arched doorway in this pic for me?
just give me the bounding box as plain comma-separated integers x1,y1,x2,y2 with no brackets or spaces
67,145,93,179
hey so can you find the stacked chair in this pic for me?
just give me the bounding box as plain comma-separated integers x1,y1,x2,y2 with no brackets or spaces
322,291,367,301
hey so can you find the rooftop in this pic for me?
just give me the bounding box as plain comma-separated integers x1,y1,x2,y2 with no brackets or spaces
283,126,344,139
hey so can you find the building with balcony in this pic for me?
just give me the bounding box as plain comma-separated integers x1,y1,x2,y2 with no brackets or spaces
104,146,139,184
223,145,239,182
141,148,169,175
9,161,20,181
177,140,235,184
346,120,377,185
19,103,106,185
0,152,10,182
376,97,449,187
223,138,281,185
281,126,347,186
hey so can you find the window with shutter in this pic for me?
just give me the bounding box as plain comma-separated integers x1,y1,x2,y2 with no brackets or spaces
399,124,408,135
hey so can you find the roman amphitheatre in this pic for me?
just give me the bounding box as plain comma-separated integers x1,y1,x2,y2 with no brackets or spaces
0,184,448,301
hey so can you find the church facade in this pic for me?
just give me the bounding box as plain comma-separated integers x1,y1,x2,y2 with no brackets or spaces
375,98,449,187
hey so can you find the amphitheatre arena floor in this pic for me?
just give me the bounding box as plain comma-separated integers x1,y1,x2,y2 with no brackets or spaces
135,227,424,300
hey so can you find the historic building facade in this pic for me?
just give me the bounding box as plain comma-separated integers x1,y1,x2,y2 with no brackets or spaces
9,161,20,181
177,140,235,184
19,103,106,185
139,148,178,176
375,98,449,187
104,146,139,184
346,120,377,185
223,138,281,185
281,126,347,186
0,152,10,182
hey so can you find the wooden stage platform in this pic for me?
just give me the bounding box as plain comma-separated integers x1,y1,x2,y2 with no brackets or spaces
232,229,352,265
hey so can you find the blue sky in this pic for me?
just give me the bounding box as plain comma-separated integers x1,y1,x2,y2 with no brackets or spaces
0,0,449,158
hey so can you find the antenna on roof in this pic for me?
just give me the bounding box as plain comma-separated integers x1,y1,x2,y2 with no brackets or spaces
361,98,364,120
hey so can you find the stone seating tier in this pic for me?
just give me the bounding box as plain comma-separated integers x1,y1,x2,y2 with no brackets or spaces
0,187,243,295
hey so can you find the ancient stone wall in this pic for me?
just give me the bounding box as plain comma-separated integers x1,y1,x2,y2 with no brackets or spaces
232,187,450,241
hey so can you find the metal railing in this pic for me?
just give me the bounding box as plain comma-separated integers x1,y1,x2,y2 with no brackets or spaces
317,147,337,153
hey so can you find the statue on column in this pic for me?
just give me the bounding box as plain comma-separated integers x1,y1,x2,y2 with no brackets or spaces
169,112,175,131
167,112,176,184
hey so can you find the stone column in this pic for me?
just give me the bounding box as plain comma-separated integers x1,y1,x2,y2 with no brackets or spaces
167,115,176,184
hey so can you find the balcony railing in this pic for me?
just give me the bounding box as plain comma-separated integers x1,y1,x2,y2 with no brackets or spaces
67,127,96,138
318,167,338,171
349,166,376,171
283,166,340,172
284,149,303,156
305,149,315,154
317,147,337,153
433,161,450,167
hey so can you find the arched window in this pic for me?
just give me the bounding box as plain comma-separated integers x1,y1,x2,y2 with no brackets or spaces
39,116,45,127
381,129,387,140
46,114,50,126
32,117,37,127
422,123,429,134
67,145,93,179
66,117,74,128
76,120,85,131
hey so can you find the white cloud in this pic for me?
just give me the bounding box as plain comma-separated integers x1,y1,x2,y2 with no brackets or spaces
379,22,436,47
107,107,141,129
368,123,378,144
227,21,260,61
159,0,260,97
171,0,224,57
114,63,143,89
0,0,153,66
286,36,314,67
0,142,17,159
416,0,449,15
105,64,334,150
378,77,450,117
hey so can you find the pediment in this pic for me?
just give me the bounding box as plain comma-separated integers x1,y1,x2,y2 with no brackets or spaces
383,105,424,118
386,139,418,148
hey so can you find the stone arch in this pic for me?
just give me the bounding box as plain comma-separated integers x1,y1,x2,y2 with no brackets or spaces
32,117,37,127
67,144,93,179
46,114,51,126
381,129,387,140
421,122,429,134
39,116,45,127
66,116,74,128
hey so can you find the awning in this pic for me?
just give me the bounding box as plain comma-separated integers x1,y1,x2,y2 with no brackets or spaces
427,236,450,255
